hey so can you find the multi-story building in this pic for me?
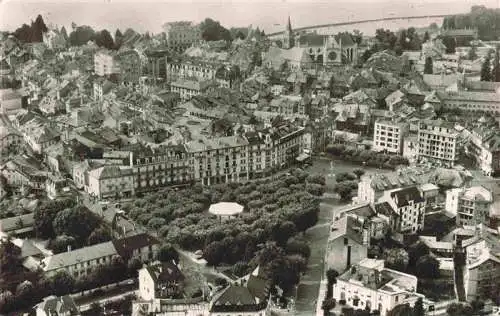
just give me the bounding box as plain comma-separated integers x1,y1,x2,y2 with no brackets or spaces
116,49,144,84
94,50,120,77
113,233,160,263
86,165,135,199
417,120,458,167
129,145,191,193
379,186,426,234
162,21,200,53
468,128,500,176
373,118,409,155
41,241,118,278
42,28,67,51
462,226,500,302
170,79,217,101
166,58,221,82
185,136,250,186
0,126,22,157
332,258,425,316
145,49,169,83
437,90,500,115
445,186,493,227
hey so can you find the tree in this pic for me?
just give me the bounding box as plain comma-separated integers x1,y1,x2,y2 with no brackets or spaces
94,29,115,49
387,304,413,316
34,198,76,239
49,234,76,254
322,298,336,314
375,29,397,51
467,44,478,60
49,271,76,296
446,302,474,316
423,31,430,42
0,290,14,314
0,239,21,276
157,243,179,263
60,26,69,41
383,248,409,271
353,168,365,179
415,255,440,279
88,302,104,315
480,54,492,82
232,261,249,277
471,299,484,312
413,297,425,316
492,47,500,82
15,280,34,307
424,57,433,74
334,183,353,201
69,25,96,46
114,29,124,49
87,226,112,245
52,205,100,245
199,18,231,42
326,268,339,299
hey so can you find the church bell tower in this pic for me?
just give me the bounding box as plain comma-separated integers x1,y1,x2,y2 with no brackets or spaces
283,16,294,49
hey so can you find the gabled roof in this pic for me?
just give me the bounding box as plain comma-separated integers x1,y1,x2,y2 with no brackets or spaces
334,33,355,46
144,261,185,284
112,233,160,258
0,213,35,233
390,186,425,207
42,241,117,272
374,201,398,217
211,284,265,312
37,295,79,315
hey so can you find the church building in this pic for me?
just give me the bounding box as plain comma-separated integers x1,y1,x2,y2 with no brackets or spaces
281,16,359,66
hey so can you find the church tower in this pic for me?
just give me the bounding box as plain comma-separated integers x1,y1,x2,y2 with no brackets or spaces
283,16,294,49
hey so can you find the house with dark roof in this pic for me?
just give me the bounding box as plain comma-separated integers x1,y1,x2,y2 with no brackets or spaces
36,295,80,316
86,165,134,199
0,213,34,238
112,232,160,263
138,261,185,301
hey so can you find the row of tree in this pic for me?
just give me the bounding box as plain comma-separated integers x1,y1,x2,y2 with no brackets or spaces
325,144,409,169
12,14,48,43
480,48,500,82
443,6,500,40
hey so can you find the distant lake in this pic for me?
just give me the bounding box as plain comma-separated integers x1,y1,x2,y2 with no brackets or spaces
0,0,498,35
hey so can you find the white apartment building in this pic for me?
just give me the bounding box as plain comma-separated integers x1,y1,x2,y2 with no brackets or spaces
86,165,135,199
163,21,200,53
417,120,458,167
184,136,250,186
468,128,500,176
94,51,120,77
380,186,426,234
166,59,221,82
333,259,425,316
170,79,217,101
373,119,409,155
445,186,493,226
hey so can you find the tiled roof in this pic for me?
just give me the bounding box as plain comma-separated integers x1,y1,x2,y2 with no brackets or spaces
88,165,133,180
145,261,185,284
112,233,160,258
0,213,35,233
42,241,117,272
210,285,266,312
374,201,398,217
298,34,326,46
390,186,424,207
334,33,355,46
37,295,79,315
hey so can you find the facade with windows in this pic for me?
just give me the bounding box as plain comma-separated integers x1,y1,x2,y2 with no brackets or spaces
380,186,426,234
94,51,120,77
86,165,135,199
162,22,200,53
166,59,221,82
445,186,493,227
417,120,458,167
130,145,191,192
373,119,409,155
170,79,217,101
333,259,424,316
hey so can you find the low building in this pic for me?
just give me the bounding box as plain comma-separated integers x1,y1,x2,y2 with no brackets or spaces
170,79,217,101
332,258,425,316
41,241,118,278
36,295,80,316
112,233,160,263
138,261,185,301
445,186,493,227
0,88,24,113
0,213,34,238
86,165,135,199
0,126,22,157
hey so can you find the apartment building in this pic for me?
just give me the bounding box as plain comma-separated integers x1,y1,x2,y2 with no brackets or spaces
94,50,120,77
166,58,221,82
379,186,426,234
162,21,200,53
462,226,500,302
41,241,118,278
86,165,135,199
0,126,22,156
185,136,250,186
373,119,409,155
129,145,191,192
417,120,458,167
445,186,493,227
468,128,500,176
170,79,217,101
333,259,425,316
116,49,144,84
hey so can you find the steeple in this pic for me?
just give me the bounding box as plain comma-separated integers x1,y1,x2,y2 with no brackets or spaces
283,16,294,49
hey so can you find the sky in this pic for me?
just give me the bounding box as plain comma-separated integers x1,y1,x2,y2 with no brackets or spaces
1,0,499,35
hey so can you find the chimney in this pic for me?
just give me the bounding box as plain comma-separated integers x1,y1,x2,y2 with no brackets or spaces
67,245,72,252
